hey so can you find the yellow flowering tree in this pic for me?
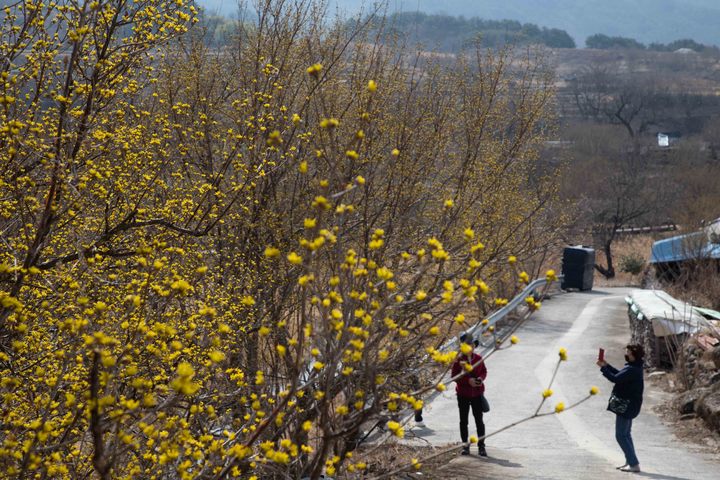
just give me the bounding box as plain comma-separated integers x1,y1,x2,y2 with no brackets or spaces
0,0,569,478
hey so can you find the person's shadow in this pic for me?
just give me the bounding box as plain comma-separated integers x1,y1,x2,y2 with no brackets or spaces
633,473,694,480
474,455,522,468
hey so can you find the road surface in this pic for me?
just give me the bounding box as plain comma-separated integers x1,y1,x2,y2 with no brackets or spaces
405,288,720,479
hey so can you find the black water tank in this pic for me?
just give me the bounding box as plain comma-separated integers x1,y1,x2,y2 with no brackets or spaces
561,246,595,291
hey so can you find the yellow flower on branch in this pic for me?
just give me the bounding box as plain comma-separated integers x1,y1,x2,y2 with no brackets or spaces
555,402,565,413
312,196,330,210
209,351,225,363
369,238,384,250
471,242,485,252
432,249,449,261
367,79,377,92
287,252,303,265
241,296,255,306
376,267,393,280
542,389,553,398
170,362,200,395
386,421,404,438
558,348,568,361
546,269,558,281
319,118,339,129
590,386,599,395
266,130,282,146
306,63,323,77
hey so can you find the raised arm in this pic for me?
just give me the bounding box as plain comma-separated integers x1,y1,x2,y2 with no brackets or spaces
601,364,633,384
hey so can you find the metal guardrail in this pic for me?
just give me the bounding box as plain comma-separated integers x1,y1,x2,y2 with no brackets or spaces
439,276,562,354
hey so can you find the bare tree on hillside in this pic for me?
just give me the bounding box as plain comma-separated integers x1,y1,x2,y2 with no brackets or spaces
571,65,665,138
588,149,659,278
562,125,666,278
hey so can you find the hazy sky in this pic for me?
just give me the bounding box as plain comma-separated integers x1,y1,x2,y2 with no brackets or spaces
196,0,720,46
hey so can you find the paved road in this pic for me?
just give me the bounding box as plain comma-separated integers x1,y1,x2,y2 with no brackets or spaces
405,288,720,479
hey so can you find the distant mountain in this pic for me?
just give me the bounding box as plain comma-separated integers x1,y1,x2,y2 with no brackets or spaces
197,0,720,47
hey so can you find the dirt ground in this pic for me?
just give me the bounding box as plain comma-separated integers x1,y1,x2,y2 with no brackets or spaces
647,372,720,456
360,442,458,479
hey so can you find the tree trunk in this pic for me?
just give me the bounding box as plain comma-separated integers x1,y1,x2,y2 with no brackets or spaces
594,241,616,279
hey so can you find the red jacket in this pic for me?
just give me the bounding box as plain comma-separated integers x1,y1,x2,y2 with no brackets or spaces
452,352,487,398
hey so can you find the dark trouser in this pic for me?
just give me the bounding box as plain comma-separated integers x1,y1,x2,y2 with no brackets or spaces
457,395,485,445
414,408,423,422
615,415,639,466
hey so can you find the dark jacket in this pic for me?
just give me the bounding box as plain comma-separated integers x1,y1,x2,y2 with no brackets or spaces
601,360,644,419
451,352,487,398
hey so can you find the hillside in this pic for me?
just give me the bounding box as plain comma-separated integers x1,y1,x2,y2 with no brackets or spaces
197,0,720,47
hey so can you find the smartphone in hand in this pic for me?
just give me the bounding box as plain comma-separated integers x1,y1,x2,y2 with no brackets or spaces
598,348,605,362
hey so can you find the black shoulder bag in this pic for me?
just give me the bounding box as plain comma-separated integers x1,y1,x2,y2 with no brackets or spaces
480,395,490,413
607,393,630,415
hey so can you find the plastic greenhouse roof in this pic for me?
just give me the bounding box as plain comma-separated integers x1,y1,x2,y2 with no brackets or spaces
650,231,720,264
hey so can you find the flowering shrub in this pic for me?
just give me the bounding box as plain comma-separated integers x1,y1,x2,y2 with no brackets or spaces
0,0,568,478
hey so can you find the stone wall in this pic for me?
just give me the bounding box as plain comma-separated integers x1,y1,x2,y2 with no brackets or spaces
674,340,720,433
627,305,720,432
627,307,685,369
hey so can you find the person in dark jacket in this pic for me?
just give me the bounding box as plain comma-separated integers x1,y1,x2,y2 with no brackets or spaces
597,344,645,473
451,333,488,456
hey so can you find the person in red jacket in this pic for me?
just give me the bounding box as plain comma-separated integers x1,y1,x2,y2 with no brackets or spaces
451,333,488,456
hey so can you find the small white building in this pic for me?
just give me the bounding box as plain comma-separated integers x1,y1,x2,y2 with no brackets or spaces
657,132,681,147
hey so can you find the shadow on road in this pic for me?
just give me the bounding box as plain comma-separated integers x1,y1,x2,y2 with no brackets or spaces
554,289,617,297
407,426,435,438
634,473,694,480
476,455,523,468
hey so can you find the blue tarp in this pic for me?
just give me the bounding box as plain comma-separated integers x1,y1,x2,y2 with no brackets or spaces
650,231,720,264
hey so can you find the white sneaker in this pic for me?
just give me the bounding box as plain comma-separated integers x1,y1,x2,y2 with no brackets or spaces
619,464,640,473
414,421,426,428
